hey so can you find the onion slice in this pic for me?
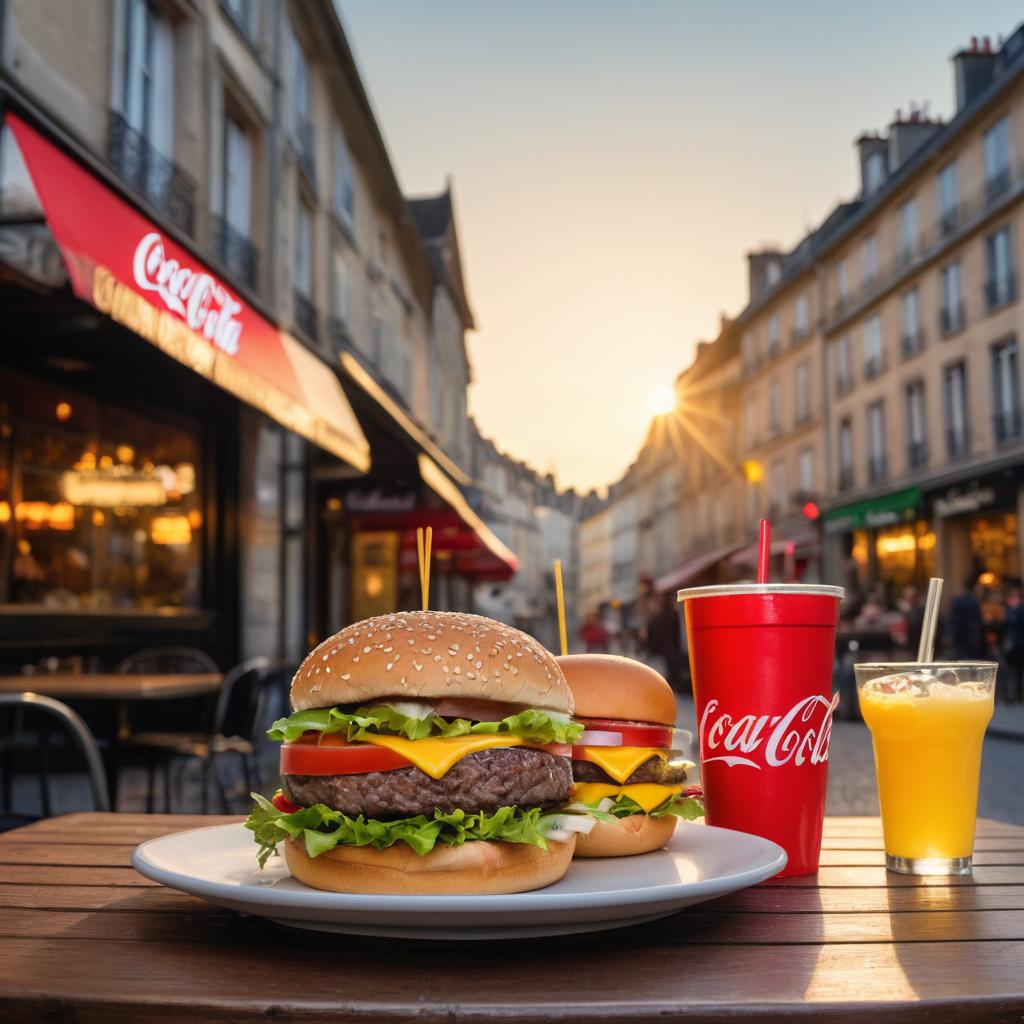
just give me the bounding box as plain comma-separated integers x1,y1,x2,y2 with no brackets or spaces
577,729,623,746
545,828,575,843
545,813,597,835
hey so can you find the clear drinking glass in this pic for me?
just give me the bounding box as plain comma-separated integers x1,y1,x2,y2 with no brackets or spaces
855,662,996,875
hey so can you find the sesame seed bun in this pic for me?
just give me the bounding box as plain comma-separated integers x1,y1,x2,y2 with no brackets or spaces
572,813,677,858
290,611,574,714
283,833,576,894
556,654,676,725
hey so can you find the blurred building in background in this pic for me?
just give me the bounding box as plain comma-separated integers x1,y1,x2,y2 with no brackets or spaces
581,21,1024,623
0,0,515,674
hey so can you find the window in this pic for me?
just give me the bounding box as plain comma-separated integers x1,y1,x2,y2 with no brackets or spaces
838,418,854,488
770,461,786,513
741,329,757,371
862,234,878,285
371,315,386,367
898,198,917,261
900,288,921,355
944,361,969,456
985,226,1015,308
836,260,849,303
905,380,927,468
863,315,883,375
223,113,252,241
294,200,312,298
222,0,256,40
793,292,809,340
836,335,852,393
794,360,810,424
289,24,309,129
940,261,964,333
332,250,351,328
984,116,1011,196
744,393,758,447
766,313,781,355
0,368,203,611
866,400,886,481
768,377,781,435
991,336,1021,442
865,151,886,194
798,447,814,493
124,0,174,157
332,124,356,228
938,161,958,231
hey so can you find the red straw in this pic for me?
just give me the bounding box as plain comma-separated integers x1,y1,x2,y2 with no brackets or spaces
756,519,771,584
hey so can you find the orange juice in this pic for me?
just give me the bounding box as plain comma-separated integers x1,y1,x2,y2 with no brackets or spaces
856,665,995,873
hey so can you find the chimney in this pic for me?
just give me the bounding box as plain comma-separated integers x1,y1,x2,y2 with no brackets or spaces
856,132,889,196
888,106,943,172
747,250,784,301
953,36,998,110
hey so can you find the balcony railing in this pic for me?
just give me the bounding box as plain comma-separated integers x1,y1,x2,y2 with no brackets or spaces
867,454,887,483
900,329,925,360
108,111,196,235
210,215,259,290
993,408,1023,444
864,354,886,380
836,373,854,397
987,168,1012,205
940,303,965,336
766,338,782,359
947,427,970,459
838,466,855,492
791,326,810,346
794,406,812,427
293,288,318,341
985,276,1017,311
940,209,959,237
295,116,316,185
907,440,929,470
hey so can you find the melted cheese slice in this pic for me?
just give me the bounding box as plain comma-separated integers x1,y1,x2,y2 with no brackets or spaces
575,745,665,784
361,734,525,780
572,782,683,813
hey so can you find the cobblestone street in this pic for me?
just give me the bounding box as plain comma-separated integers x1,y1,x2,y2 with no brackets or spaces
675,697,1024,826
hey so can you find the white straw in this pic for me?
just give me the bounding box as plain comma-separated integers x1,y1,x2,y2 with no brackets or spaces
917,577,943,663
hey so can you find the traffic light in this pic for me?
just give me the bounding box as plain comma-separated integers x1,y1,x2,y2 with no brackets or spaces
802,500,821,521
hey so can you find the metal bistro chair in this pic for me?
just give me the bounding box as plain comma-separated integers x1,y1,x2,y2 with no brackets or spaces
0,692,110,828
123,657,270,813
116,646,220,676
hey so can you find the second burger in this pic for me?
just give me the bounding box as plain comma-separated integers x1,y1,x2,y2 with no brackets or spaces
558,654,703,857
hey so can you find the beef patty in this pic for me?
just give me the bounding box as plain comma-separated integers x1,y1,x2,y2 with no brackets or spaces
572,755,690,787
285,747,571,819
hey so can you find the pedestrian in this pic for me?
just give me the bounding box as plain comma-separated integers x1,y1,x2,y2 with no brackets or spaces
1003,580,1024,703
580,611,609,653
900,585,924,656
948,573,988,661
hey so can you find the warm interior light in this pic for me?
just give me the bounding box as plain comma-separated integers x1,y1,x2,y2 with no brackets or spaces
647,385,677,416
364,570,384,598
48,502,75,530
116,445,135,464
0,501,10,524
327,497,342,511
187,509,203,529
979,570,997,586
150,514,192,545
99,455,114,470
55,402,72,422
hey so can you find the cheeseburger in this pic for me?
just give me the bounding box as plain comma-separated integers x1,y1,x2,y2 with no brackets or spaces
246,611,589,894
558,654,703,857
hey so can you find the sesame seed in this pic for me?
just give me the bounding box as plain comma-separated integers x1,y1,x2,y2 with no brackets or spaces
363,647,371,654
322,654,328,661
341,674,351,680
383,647,393,653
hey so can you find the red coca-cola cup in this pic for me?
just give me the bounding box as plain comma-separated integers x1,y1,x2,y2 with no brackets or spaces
677,584,844,876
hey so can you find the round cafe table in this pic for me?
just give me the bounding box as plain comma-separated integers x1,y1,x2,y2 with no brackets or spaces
0,673,222,807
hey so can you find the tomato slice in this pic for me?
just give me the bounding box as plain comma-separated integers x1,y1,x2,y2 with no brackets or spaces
271,790,301,814
576,718,674,748
281,741,413,776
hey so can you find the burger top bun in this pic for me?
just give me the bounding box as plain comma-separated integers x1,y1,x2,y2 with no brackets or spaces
557,654,676,726
291,611,573,714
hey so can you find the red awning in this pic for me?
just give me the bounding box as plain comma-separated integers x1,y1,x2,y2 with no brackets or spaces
654,543,747,594
728,527,820,571
4,113,369,471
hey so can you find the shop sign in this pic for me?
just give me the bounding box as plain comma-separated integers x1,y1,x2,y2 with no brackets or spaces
823,487,922,534
347,489,417,514
934,486,997,518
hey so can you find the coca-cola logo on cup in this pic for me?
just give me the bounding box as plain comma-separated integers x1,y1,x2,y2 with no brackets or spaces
698,694,840,770
132,232,243,355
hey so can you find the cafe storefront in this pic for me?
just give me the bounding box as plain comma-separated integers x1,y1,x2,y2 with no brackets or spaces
0,109,369,671
824,487,935,599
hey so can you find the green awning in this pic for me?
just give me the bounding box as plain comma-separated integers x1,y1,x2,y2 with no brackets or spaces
824,487,922,534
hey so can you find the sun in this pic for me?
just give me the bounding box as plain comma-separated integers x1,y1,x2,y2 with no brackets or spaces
647,384,676,416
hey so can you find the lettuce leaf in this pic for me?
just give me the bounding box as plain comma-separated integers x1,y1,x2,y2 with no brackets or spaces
577,792,705,821
245,793,559,868
267,704,582,745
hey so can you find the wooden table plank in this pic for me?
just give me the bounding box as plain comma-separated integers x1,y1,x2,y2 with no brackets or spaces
0,673,222,700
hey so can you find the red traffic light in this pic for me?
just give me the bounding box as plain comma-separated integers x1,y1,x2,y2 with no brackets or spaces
802,501,820,521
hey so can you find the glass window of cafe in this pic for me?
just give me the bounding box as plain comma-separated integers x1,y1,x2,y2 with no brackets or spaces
850,520,936,595
0,369,203,612
968,511,1020,583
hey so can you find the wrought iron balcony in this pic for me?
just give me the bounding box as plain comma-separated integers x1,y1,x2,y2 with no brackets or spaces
794,406,813,427
293,288,318,341
210,215,259,290
766,337,782,359
108,111,196,235
838,466,855,492
864,354,886,380
907,440,929,470
985,276,1017,311
791,325,811,346
867,454,887,483
940,303,965,336
940,208,959,237
295,117,316,185
993,408,1023,444
987,168,1012,205
946,427,970,459
835,373,854,397
900,329,925,360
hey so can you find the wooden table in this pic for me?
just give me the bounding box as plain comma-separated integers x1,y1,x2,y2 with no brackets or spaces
0,674,221,808
0,814,1022,1022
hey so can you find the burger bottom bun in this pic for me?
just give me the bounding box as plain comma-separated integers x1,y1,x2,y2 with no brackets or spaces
573,813,677,858
283,835,576,895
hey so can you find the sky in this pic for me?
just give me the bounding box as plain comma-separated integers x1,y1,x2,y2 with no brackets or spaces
339,1,1022,494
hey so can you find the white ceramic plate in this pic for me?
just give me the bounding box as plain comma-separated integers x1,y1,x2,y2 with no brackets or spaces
132,822,786,940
